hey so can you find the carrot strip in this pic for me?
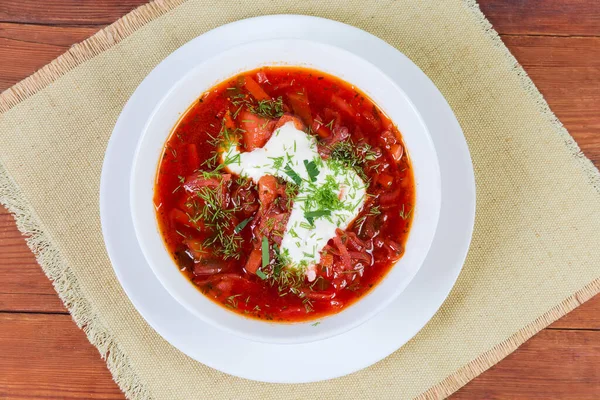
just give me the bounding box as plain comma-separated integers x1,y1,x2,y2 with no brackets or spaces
287,92,313,126
243,76,271,101
223,110,236,130
244,247,262,274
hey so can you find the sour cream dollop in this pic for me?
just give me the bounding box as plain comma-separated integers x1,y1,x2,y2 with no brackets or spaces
224,121,366,273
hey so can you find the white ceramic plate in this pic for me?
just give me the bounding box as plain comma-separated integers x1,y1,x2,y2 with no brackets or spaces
130,38,441,344
100,15,475,383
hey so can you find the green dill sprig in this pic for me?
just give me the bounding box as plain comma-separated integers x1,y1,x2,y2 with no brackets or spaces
303,159,319,182
284,164,303,186
328,140,379,182
399,204,413,220
248,97,284,119
190,180,244,259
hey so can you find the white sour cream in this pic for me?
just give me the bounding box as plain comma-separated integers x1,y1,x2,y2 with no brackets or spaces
224,121,366,273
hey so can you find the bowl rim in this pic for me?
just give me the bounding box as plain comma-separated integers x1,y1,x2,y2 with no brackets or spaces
129,37,441,344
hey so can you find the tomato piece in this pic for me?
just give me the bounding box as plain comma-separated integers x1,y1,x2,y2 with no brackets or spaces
321,126,350,147
362,108,381,130
311,118,331,138
186,143,200,171
287,92,313,126
243,76,271,101
274,114,305,131
257,175,278,207
171,208,190,226
238,110,275,151
184,239,208,263
170,208,204,231
383,239,404,258
390,144,403,162
381,130,397,147
331,94,355,116
376,173,394,188
379,187,401,207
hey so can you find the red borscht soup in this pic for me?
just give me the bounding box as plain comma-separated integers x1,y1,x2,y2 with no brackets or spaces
154,67,414,322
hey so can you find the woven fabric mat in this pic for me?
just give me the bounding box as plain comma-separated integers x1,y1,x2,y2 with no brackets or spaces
1,0,599,399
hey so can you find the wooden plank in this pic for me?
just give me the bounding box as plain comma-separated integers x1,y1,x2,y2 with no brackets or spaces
524,66,600,164
452,329,600,399
0,313,123,399
498,36,600,164
0,22,99,47
0,207,68,313
479,0,600,36
0,207,57,296
0,1,148,25
0,37,71,91
502,36,600,67
0,293,67,314
0,0,598,36
550,295,600,330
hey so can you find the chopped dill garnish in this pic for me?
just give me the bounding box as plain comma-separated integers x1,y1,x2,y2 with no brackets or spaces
261,236,270,268
304,209,331,225
234,217,252,233
190,180,244,259
269,156,285,170
226,294,241,308
247,97,284,119
256,269,267,280
399,204,413,220
232,104,244,118
328,140,378,181
284,164,303,186
303,159,319,182
284,181,299,209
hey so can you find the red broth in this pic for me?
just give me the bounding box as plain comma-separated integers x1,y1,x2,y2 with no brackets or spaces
154,67,414,322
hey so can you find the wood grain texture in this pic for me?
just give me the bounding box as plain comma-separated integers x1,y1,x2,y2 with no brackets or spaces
478,0,600,36
549,296,600,330
0,22,99,46
0,313,122,399
453,330,600,399
0,1,148,25
0,0,598,399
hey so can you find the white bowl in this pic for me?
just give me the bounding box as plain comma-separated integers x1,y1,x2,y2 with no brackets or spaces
130,38,441,344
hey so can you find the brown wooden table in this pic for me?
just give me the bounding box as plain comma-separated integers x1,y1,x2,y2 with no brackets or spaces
1,1,599,398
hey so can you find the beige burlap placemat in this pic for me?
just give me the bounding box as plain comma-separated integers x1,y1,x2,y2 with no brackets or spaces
1,0,599,398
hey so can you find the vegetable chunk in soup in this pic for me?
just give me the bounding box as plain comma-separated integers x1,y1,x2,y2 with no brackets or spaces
154,67,414,322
